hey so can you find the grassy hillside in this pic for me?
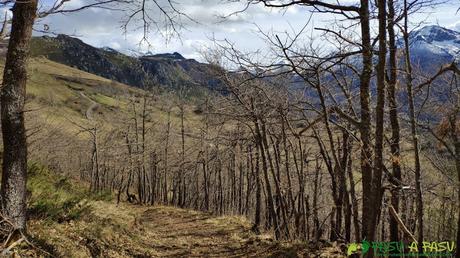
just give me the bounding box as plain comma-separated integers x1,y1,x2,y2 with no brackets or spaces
0,57,206,176
24,57,175,130
29,35,224,95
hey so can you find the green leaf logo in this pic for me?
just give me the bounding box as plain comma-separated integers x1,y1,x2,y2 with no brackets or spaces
347,243,359,256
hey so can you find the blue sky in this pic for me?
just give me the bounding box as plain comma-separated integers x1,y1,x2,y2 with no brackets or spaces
16,0,460,61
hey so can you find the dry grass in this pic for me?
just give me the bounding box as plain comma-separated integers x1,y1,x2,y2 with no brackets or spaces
26,58,201,134
24,200,337,257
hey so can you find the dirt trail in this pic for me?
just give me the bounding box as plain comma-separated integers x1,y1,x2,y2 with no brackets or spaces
137,207,282,257
79,91,99,120
28,201,344,257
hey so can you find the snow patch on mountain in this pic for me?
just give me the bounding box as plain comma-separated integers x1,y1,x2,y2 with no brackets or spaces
408,25,460,62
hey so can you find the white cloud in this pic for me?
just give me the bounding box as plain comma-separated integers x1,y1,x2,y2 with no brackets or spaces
448,21,460,32
31,0,458,62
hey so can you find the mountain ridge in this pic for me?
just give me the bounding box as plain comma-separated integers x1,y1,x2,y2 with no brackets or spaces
29,25,459,96
403,25,460,67
30,34,224,95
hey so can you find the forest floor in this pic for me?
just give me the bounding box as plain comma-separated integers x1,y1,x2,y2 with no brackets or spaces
24,201,343,257
8,164,346,257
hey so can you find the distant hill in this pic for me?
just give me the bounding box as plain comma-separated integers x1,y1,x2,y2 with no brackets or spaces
30,35,224,95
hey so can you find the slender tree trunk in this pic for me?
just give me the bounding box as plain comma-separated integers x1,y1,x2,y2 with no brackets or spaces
347,148,360,241
202,158,209,211
455,144,460,258
179,104,185,207
359,0,374,243
369,0,387,242
262,122,289,238
238,142,244,214
1,0,38,230
403,0,424,246
254,118,280,239
281,114,295,215
141,97,147,204
246,145,253,216
251,144,261,233
163,111,171,204
339,131,350,241
93,129,100,192
387,0,402,248
150,153,157,205
446,115,460,258
313,159,321,241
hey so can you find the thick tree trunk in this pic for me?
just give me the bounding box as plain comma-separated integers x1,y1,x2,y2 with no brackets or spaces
1,0,37,230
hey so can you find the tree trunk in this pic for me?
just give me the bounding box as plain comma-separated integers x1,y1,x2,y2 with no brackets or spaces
387,0,402,249
254,118,280,239
1,0,38,230
238,142,244,214
369,0,387,242
403,0,424,246
347,148,360,241
261,122,289,238
163,111,171,204
359,0,374,242
447,115,460,258
251,144,262,233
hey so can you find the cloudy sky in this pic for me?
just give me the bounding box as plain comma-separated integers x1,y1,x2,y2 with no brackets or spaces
26,0,460,61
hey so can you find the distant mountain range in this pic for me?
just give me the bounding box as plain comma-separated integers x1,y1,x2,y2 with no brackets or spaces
27,25,459,95
29,34,224,95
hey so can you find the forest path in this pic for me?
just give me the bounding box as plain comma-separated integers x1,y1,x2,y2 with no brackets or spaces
29,200,344,257
137,206,281,257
